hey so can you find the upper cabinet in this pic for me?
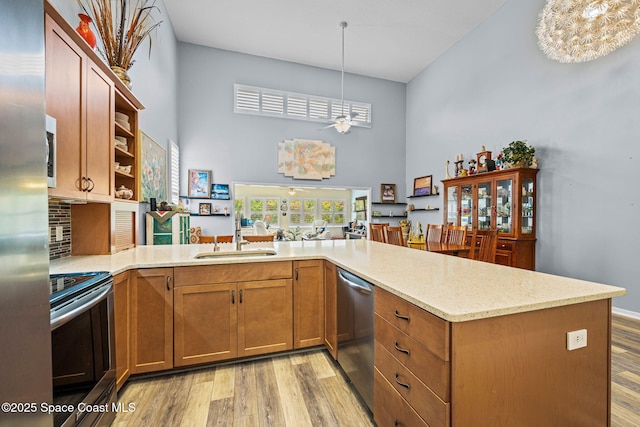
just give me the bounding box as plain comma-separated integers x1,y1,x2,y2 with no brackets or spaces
45,2,143,202
442,167,538,270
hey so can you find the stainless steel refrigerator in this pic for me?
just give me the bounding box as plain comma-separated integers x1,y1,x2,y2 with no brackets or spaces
0,1,52,426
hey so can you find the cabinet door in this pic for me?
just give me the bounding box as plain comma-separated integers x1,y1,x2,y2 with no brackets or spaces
131,268,174,374
174,283,237,367
323,261,338,359
238,279,293,357
113,271,130,390
45,14,84,199
294,260,324,349
495,177,513,235
476,180,492,230
445,185,459,225
84,62,114,201
460,184,473,231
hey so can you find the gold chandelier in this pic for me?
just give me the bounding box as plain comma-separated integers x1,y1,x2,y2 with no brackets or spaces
536,0,640,63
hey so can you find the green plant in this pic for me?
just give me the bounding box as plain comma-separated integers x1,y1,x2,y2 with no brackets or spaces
501,140,535,167
79,0,162,70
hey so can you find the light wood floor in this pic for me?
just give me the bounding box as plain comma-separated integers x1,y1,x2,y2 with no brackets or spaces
113,314,640,426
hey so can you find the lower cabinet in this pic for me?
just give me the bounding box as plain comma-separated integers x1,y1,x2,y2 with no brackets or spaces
113,271,130,390
173,262,293,367
293,260,324,349
130,268,174,374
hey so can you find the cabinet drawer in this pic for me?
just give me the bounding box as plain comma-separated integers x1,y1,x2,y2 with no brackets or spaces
497,240,514,251
375,314,450,401
375,341,449,426
374,368,429,427
375,287,449,361
174,261,292,286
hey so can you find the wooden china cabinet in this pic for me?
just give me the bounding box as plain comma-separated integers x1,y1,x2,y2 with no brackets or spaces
442,167,538,270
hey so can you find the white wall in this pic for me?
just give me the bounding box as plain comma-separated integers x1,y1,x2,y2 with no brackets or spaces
177,43,407,201
406,0,640,312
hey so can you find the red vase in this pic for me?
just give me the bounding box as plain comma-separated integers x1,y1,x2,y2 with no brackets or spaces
76,13,96,49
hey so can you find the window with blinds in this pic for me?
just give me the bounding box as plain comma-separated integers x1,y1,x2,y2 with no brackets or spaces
169,140,180,204
234,84,372,128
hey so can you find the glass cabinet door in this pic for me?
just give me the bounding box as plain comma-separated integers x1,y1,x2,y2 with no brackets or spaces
521,177,535,235
447,186,458,225
461,184,473,231
476,181,492,230
495,178,513,234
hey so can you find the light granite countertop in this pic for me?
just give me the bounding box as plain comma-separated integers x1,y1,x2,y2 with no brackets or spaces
50,240,626,322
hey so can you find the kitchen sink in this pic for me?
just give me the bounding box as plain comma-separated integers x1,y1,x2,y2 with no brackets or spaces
194,248,277,259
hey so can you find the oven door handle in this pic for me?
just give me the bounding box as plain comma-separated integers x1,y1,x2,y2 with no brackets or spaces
50,282,112,330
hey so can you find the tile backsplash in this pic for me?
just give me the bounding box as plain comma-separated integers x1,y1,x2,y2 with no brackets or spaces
49,200,71,259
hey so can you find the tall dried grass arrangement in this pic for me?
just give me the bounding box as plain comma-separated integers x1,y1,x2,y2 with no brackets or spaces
78,0,162,70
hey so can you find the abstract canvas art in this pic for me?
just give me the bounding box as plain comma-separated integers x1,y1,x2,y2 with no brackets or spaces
277,138,335,180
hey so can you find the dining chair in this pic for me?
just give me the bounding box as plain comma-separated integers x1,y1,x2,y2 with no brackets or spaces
369,223,389,243
445,225,467,245
384,226,406,247
426,224,446,243
242,234,275,242
199,235,233,243
468,229,498,263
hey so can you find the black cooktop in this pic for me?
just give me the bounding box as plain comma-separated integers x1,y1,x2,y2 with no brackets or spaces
49,271,111,306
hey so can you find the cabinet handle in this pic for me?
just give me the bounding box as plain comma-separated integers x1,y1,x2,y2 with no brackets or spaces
81,177,89,191
239,289,243,303
166,275,171,290
394,341,410,355
231,290,235,304
86,177,95,192
394,373,410,389
394,310,410,321
295,267,298,281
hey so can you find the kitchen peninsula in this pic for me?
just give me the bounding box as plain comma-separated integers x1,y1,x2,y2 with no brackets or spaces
51,240,625,426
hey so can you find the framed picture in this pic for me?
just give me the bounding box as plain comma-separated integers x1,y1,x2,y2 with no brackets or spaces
211,183,230,200
188,169,211,198
199,202,212,216
413,175,432,196
139,131,167,203
381,183,396,203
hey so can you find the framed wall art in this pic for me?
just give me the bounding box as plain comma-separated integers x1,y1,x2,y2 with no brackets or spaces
188,169,211,198
211,183,230,200
199,202,212,216
139,130,167,203
381,183,396,203
413,175,432,196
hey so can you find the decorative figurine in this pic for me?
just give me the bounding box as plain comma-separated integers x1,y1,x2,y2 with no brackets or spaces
468,159,476,174
445,160,452,179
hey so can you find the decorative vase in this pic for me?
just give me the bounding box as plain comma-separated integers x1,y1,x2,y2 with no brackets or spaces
111,66,132,89
76,14,96,49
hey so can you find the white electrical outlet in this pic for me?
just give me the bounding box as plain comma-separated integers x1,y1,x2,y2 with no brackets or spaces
55,226,63,242
567,329,587,351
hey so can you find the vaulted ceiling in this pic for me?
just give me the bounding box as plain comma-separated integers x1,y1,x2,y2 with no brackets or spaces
164,0,510,83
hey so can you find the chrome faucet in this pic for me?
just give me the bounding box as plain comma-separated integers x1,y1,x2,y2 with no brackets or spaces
235,212,248,250
213,235,220,251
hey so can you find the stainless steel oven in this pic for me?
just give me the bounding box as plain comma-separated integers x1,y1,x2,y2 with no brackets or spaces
50,272,116,427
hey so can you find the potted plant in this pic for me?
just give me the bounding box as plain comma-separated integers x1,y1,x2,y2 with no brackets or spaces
501,140,535,168
79,0,162,89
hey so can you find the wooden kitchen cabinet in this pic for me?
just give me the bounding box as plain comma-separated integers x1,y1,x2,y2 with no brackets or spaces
45,11,114,202
374,287,611,426
293,260,324,349
113,271,131,390
131,268,174,374
442,167,538,270
323,261,338,359
173,262,293,367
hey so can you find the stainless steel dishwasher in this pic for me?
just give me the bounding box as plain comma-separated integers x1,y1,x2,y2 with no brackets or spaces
337,268,374,412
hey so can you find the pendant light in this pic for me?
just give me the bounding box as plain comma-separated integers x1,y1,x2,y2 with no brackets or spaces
335,21,352,134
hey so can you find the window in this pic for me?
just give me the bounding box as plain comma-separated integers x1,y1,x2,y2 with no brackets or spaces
247,197,279,226
169,140,180,204
288,198,317,226
234,84,371,128
320,199,346,225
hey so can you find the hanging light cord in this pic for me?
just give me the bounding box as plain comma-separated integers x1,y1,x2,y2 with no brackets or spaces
340,21,347,116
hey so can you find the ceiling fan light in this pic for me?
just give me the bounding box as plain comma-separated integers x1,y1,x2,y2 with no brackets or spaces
335,117,351,133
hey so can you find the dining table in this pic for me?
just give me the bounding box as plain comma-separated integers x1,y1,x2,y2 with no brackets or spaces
424,242,472,257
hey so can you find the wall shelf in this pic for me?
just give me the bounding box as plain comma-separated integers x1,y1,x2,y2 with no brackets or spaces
407,193,440,199
372,202,407,205
189,213,231,217
371,215,408,219
408,208,439,212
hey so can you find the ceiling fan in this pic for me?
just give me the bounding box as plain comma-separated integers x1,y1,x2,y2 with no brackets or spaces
323,21,357,134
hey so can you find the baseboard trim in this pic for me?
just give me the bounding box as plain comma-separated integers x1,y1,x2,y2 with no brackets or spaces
612,306,640,321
